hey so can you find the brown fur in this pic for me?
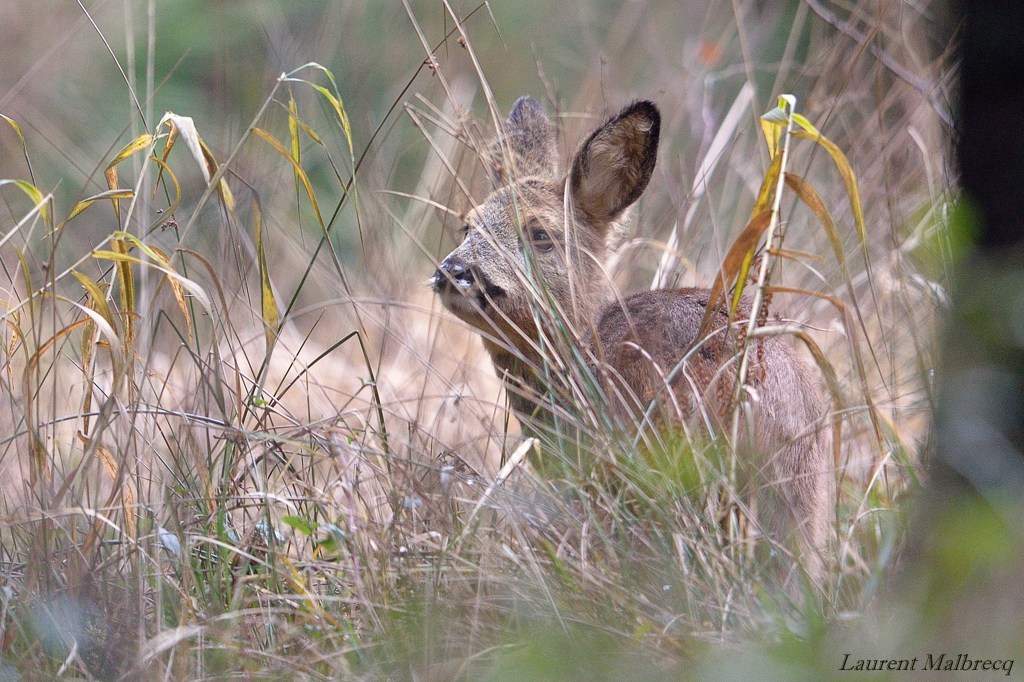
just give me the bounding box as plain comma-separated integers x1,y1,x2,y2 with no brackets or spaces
431,97,830,588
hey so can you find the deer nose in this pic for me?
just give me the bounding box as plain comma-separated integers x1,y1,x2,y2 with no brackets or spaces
433,256,474,290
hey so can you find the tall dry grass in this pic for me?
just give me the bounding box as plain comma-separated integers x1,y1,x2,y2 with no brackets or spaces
0,1,953,678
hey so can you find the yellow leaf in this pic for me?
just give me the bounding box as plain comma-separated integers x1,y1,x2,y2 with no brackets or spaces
288,92,301,165
759,94,795,159
0,114,27,148
104,166,120,221
154,125,180,193
107,133,154,169
72,270,115,328
306,73,354,158
111,235,195,342
112,238,135,351
1,114,35,178
253,200,280,350
751,150,784,220
199,138,236,217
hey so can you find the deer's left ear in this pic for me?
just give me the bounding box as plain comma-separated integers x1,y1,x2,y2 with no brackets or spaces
487,96,558,185
569,101,660,222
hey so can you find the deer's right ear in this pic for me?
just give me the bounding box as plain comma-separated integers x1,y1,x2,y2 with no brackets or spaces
486,96,557,185
569,100,660,223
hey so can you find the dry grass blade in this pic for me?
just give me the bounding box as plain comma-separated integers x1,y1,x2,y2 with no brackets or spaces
288,92,302,182
70,271,116,333
696,103,790,340
793,328,846,468
139,625,205,664
84,439,138,544
111,231,194,339
454,437,536,546
783,172,847,274
147,155,181,220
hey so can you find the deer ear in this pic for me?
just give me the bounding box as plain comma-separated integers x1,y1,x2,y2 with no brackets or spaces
569,101,660,222
487,96,558,185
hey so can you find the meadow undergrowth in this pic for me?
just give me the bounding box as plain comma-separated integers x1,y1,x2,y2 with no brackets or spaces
0,1,953,678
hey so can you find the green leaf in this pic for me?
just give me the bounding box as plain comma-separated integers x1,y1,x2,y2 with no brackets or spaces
281,515,318,536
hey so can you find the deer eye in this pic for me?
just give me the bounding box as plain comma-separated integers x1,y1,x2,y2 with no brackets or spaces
459,224,471,241
528,224,555,252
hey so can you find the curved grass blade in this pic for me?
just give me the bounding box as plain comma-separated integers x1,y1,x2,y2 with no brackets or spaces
1,113,37,184
111,237,136,359
252,127,325,229
783,172,848,276
103,133,154,221
112,232,194,340
91,248,214,318
71,270,116,330
160,112,236,218
147,156,182,221
0,179,50,226
283,63,354,159
793,125,866,256
60,189,136,230
697,149,785,338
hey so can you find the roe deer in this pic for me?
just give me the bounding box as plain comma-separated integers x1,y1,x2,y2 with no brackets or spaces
431,97,830,587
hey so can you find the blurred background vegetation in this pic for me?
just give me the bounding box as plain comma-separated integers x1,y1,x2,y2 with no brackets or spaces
0,1,987,679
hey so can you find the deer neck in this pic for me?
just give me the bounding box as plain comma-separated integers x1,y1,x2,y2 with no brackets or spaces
481,283,610,424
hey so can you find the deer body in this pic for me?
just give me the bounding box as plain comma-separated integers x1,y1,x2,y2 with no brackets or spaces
432,97,830,585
